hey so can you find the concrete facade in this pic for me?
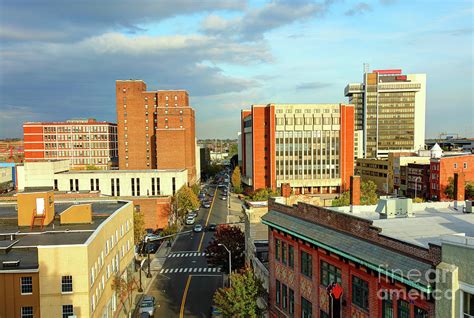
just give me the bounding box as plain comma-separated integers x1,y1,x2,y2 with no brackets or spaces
240,103,354,194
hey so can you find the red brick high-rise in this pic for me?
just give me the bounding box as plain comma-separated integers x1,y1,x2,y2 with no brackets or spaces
115,80,196,183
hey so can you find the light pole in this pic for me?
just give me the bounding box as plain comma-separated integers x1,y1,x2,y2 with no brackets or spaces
218,243,232,288
414,176,421,200
138,259,146,292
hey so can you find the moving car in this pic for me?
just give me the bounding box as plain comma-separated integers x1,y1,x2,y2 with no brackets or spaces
202,201,211,208
193,224,203,232
139,295,155,316
207,223,217,231
221,195,227,200
185,215,195,225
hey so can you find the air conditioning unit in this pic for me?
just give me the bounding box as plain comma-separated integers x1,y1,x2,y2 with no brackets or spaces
465,200,473,213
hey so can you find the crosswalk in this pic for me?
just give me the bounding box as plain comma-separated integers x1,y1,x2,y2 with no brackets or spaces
168,252,209,258
159,267,222,274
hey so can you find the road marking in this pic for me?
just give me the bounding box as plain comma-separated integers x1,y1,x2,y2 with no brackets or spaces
197,187,217,252
160,269,164,274
179,268,183,273
179,275,192,318
198,268,202,272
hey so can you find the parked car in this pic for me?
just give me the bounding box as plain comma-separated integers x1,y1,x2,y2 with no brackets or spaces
207,223,217,231
186,215,195,225
193,224,203,232
139,295,155,316
144,242,160,254
140,312,151,318
211,306,223,318
202,201,211,208
188,211,197,218
221,195,227,200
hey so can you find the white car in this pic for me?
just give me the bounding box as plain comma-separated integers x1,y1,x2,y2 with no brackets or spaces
186,216,195,225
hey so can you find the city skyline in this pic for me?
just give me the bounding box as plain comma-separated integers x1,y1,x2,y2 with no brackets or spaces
0,0,473,139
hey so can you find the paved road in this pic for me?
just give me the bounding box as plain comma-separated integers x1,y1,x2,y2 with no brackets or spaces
148,185,230,317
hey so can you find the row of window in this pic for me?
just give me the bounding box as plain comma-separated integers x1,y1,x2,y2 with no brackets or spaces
276,108,339,114
43,126,115,133
276,117,340,126
20,275,72,295
21,305,73,318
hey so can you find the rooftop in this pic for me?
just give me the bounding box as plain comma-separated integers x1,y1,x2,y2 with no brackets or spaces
0,200,129,271
55,168,186,174
330,202,474,248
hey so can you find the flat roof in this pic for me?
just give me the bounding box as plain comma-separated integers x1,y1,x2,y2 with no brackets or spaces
0,200,129,271
56,168,186,174
330,203,474,248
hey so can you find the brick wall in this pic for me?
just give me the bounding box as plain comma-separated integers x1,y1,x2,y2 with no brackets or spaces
132,197,171,229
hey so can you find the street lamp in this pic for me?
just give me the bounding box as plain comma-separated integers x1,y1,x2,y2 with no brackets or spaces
138,259,146,292
218,243,232,288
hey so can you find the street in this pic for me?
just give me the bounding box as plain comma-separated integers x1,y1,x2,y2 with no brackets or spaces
147,185,230,317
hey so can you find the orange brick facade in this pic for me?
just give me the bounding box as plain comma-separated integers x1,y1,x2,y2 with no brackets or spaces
132,197,172,229
429,154,474,201
115,80,196,183
23,119,118,169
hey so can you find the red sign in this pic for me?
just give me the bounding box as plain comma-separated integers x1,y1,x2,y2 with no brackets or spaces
331,283,343,300
373,69,402,75
396,75,407,80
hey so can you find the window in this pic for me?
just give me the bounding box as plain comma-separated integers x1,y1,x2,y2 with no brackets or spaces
281,242,287,264
397,299,410,318
21,276,33,294
289,288,294,315
464,162,468,169
21,307,33,318
352,276,369,311
301,297,312,318
463,291,474,318
62,304,74,318
61,275,73,293
454,163,458,169
381,291,393,318
275,239,280,261
288,245,294,268
320,261,341,286
276,280,281,305
282,284,288,309
414,306,428,318
300,251,312,278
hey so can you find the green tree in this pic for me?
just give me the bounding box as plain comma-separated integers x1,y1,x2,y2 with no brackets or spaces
228,143,238,158
444,178,474,200
213,268,267,318
85,165,101,170
332,180,379,206
205,225,245,273
232,166,242,193
247,188,280,201
361,180,378,205
111,270,138,317
173,185,200,218
191,183,200,196
133,209,145,244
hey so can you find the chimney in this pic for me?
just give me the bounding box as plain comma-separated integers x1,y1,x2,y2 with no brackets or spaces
454,173,465,201
281,183,292,198
350,176,361,206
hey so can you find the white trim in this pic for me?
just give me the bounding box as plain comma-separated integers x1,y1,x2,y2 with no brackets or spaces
0,268,39,273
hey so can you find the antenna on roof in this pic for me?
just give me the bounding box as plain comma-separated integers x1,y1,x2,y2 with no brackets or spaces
363,63,369,74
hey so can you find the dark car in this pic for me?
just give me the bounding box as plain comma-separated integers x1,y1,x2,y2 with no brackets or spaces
207,223,217,231
202,201,211,208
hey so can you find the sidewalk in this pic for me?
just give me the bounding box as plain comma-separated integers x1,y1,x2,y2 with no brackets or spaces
226,193,244,225
119,234,179,318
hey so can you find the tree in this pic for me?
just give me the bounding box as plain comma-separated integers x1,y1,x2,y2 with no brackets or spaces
213,268,267,318
232,166,242,193
228,143,238,158
332,180,379,207
361,180,378,205
112,270,138,318
173,185,200,219
133,209,145,245
191,183,200,197
247,188,280,201
444,178,474,200
85,165,101,170
205,225,245,273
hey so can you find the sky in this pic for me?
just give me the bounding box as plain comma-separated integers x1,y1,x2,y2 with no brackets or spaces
0,0,473,139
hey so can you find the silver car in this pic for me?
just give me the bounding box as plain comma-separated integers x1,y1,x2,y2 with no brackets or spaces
139,295,155,316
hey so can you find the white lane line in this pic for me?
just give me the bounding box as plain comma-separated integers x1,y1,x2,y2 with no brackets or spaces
213,268,217,272
198,268,202,272
160,269,164,274
179,268,183,273
217,268,221,272
164,269,169,273
183,268,188,273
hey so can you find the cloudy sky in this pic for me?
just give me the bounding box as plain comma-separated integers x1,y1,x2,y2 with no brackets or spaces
0,0,472,139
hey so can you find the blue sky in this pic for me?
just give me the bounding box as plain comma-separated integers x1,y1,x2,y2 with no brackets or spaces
0,0,472,139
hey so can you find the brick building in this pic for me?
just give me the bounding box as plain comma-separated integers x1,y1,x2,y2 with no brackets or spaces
429,154,474,201
240,104,354,194
23,119,118,169
115,80,197,184
406,163,431,200
262,197,474,318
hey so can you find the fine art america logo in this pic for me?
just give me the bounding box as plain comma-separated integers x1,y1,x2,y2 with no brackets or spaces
377,264,454,301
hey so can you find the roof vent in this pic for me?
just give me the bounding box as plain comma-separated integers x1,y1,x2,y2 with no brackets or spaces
2,260,20,268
